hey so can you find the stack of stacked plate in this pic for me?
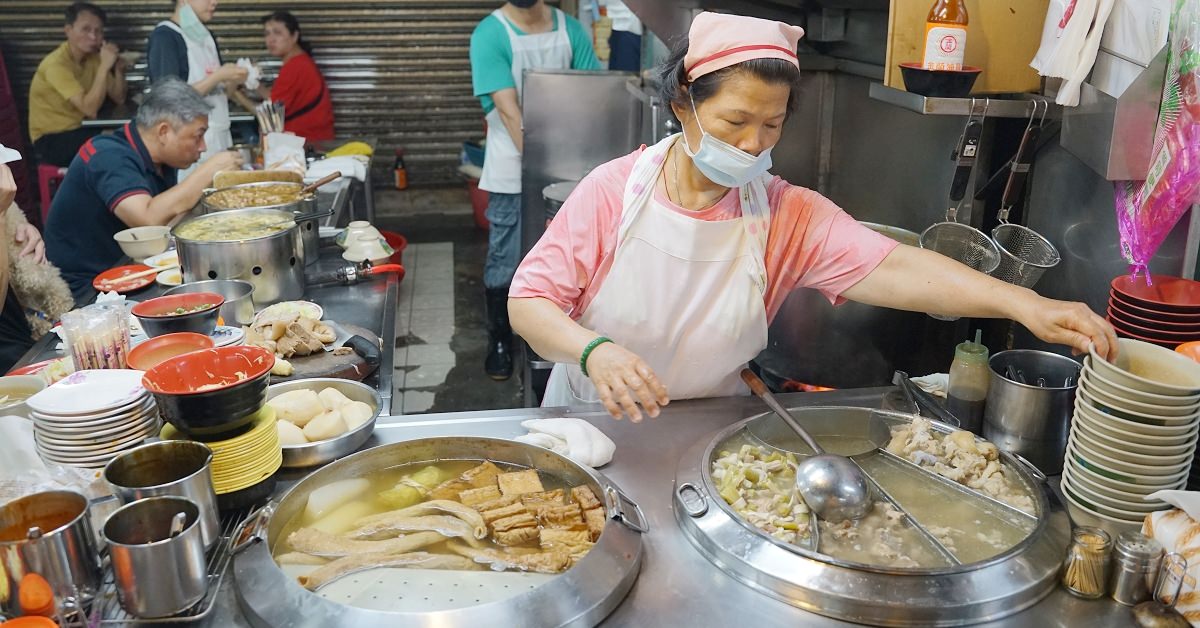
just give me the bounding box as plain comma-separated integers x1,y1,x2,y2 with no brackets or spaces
1108,274,1200,348
160,404,281,501
1063,339,1200,534
26,370,159,468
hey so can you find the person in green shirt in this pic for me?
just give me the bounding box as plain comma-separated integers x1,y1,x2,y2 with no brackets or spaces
469,0,600,381
28,2,128,167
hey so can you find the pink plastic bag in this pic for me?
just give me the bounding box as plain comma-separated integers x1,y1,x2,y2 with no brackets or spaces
1116,0,1200,280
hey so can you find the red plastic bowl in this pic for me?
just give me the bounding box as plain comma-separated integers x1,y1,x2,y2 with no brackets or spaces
142,345,274,436
132,292,225,338
1107,310,1200,343
1108,299,1200,332
1110,290,1200,323
1112,325,1177,348
1111,274,1200,313
126,332,215,371
381,230,407,266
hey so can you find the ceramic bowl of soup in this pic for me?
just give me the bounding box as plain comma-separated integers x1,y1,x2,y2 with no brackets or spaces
132,293,225,338
0,375,46,418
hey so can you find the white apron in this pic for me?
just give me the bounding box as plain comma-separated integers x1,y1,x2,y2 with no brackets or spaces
159,20,232,182
542,134,774,407
477,8,573,194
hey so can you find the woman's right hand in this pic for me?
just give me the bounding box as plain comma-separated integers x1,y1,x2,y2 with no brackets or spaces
584,342,669,422
218,63,249,85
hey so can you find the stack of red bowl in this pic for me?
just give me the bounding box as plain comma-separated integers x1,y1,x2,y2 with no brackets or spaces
1108,274,1200,348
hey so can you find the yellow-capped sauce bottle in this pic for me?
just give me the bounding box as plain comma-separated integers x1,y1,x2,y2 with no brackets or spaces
923,0,968,71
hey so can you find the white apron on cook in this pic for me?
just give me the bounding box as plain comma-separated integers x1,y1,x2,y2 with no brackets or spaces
542,134,774,407
159,20,232,182
477,8,573,194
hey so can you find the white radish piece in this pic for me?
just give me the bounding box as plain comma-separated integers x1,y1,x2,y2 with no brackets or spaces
305,478,370,521
341,401,374,430
303,409,348,442
267,389,322,426
318,388,352,411
309,500,376,535
276,420,308,446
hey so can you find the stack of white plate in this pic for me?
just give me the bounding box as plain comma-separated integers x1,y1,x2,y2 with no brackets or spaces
25,369,160,469
1063,339,1200,535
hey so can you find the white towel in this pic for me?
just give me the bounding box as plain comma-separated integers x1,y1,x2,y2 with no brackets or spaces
1059,0,1119,106
0,143,20,164
513,418,616,469
237,57,261,91
306,156,367,183
910,373,949,398
1030,0,1118,106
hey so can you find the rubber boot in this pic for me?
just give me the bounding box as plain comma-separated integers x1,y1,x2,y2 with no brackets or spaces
485,286,513,380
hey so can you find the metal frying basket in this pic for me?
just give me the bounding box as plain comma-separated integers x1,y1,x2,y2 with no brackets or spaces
921,220,1001,274
990,222,1060,288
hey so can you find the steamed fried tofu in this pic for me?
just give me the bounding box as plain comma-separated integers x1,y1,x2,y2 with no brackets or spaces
428,479,473,501
462,461,504,488
494,527,540,546
520,489,564,510
497,470,544,496
481,502,529,525
571,485,602,510
458,486,502,507
537,503,584,529
540,529,594,561
584,508,606,541
491,512,538,533
473,494,521,513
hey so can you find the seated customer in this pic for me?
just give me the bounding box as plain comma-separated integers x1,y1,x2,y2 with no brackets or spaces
261,11,335,141
44,78,242,302
28,2,128,167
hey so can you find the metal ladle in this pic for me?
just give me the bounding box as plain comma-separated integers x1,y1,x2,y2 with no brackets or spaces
740,369,873,522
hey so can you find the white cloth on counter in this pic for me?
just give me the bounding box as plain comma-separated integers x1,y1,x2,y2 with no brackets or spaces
0,416,104,507
306,156,367,183
513,418,616,469
910,373,949,398
237,57,261,90
1143,505,1200,626
0,143,21,164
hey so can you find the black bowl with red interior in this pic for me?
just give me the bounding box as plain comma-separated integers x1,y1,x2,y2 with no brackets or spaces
132,292,225,338
142,345,274,437
899,62,982,98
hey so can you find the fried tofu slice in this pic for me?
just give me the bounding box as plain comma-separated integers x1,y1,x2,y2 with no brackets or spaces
428,480,473,501
481,502,529,525
473,494,521,513
583,507,606,542
494,527,541,546
571,485,602,510
458,486,502,507
537,503,584,529
491,512,538,533
520,488,564,509
462,461,504,488
497,469,544,496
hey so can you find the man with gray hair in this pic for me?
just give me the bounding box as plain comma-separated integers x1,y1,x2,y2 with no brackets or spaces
45,77,242,301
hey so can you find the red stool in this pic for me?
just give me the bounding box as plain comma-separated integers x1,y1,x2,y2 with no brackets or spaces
36,164,66,225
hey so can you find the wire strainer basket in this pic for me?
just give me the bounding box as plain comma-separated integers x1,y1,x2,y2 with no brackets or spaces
920,221,1001,274
990,223,1061,288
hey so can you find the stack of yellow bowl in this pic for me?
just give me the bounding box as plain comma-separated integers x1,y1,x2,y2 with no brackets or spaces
161,405,282,495
1063,339,1200,535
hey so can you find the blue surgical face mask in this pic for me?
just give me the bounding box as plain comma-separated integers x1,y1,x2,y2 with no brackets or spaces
179,3,209,43
681,93,774,188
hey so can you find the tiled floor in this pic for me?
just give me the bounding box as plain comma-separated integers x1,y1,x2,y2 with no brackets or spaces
393,242,456,414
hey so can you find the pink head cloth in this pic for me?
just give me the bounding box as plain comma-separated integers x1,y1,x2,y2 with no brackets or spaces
684,12,805,83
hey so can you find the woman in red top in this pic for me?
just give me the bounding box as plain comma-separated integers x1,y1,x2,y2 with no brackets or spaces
261,11,334,141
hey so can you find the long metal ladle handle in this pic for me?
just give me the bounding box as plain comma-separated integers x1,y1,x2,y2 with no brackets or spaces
740,369,825,455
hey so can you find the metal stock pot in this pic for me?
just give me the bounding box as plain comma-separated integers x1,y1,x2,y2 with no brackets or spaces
201,181,319,266
172,208,305,306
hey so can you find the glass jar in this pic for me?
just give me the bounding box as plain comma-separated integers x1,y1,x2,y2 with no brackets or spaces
1062,526,1112,598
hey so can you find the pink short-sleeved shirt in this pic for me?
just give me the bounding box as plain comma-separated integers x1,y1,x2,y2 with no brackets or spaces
510,147,900,323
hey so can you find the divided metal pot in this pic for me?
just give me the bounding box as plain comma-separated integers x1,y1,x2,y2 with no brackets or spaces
673,406,1071,627
201,182,320,266
233,437,645,627
173,208,305,306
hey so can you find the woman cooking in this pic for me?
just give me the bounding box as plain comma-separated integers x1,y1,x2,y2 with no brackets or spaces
509,12,1118,422
147,0,253,180
260,11,335,142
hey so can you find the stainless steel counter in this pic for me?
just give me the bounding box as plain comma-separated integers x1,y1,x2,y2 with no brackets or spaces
207,388,1136,627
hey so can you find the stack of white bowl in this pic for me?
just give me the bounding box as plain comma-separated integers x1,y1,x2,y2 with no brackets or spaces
25,369,160,469
1062,339,1200,535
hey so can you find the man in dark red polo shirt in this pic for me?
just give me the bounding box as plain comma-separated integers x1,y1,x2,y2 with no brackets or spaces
44,77,242,301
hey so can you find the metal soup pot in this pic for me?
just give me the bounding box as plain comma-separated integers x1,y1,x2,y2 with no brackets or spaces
233,437,646,627
0,490,103,616
172,208,304,306
201,182,319,266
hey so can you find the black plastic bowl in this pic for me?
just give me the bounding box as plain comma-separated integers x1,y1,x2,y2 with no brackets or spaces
142,346,273,437
132,292,224,338
899,63,982,98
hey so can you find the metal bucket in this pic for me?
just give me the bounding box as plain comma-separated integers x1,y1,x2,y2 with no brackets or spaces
201,182,320,266
102,496,208,618
0,490,103,616
990,223,1061,289
173,208,305,306
103,440,221,549
984,350,1081,475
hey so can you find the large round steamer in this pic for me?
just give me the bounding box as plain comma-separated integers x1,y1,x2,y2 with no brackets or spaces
674,406,1068,627
173,208,305,306
233,437,645,627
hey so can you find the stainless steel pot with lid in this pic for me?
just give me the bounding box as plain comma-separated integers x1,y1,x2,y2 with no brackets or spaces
201,181,320,266
674,406,1069,627
233,437,645,627
172,208,305,306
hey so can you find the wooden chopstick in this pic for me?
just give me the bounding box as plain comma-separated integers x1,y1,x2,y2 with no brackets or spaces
100,264,179,286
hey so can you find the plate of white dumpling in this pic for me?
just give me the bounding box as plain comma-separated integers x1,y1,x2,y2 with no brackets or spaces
264,378,382,468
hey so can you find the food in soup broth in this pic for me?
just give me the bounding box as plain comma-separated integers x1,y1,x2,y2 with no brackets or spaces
274,460,605,590
174,212,292,241
206,184,304,209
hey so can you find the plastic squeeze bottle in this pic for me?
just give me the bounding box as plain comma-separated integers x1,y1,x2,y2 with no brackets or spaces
947,329,989,433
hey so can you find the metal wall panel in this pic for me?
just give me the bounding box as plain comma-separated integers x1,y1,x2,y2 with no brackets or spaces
0,1,503,186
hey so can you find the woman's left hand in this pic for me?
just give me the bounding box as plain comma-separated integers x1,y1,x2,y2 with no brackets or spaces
14,223,45,264
1015,296,1118,360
